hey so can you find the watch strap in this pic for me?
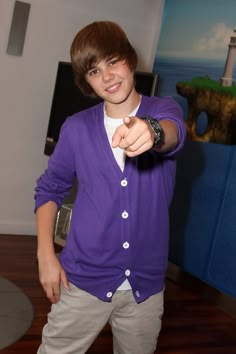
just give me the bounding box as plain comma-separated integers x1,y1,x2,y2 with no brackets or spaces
143,116,164,149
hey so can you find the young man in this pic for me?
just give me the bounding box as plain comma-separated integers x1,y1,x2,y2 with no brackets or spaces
35,21,186,354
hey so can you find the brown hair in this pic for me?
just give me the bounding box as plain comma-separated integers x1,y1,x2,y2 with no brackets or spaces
70,21,138,97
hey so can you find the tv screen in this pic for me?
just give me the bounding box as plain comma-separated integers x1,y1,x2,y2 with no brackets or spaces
44,61,159,155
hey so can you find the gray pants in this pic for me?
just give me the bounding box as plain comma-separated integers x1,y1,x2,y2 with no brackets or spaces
37,283,164,354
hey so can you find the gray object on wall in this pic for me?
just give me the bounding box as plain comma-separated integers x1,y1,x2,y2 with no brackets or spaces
7,1,31,56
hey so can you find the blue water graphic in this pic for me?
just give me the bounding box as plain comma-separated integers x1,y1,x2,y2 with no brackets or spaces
153,56,236,98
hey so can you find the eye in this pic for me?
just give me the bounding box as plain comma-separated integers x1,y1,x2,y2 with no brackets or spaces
108,58,118,66
87,68,99,76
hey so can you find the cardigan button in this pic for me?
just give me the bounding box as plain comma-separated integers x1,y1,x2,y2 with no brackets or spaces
121,179,128,187
125,269,131,276
123,242,130,249
121,211,129,219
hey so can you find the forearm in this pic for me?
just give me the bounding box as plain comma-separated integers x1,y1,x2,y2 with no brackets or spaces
155,119,179,153
36,201,58,259
36,201,69,302
112,115,184,157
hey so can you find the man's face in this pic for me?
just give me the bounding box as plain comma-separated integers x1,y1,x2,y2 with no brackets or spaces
85,58,135,106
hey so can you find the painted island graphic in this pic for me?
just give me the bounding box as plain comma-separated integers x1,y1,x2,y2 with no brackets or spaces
153,0,236,145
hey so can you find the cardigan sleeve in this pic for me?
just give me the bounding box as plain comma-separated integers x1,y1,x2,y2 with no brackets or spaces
34,117,76,212
156,96,186,157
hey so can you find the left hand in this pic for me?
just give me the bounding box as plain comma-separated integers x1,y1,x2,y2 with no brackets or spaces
112,116,154,157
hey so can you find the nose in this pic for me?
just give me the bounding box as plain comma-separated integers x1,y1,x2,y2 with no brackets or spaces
102,67,114,82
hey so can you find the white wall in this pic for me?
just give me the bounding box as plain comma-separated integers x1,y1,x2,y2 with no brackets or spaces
0,0,164,235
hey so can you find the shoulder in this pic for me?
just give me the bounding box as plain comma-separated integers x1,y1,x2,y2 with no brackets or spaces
64,101,104,128
57,102,104,145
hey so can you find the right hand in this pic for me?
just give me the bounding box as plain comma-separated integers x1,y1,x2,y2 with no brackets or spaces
38,252,69,303
112,116,154,157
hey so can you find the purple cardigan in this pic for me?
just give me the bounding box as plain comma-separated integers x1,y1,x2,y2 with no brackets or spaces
35,95,186,303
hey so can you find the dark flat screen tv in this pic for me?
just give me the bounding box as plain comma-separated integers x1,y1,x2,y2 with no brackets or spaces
44,61,159,156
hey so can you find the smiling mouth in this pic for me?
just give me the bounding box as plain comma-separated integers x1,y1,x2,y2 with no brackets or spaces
106,82,121,93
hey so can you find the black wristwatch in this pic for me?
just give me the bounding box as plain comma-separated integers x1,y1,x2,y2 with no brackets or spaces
143,116,164,149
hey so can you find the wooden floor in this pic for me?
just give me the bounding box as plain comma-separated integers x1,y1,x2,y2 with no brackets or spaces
0,234,236,353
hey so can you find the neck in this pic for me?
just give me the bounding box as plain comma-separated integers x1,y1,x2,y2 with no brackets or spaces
105,89,141,118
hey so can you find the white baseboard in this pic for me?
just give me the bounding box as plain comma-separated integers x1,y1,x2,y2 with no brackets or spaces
0,220,37,236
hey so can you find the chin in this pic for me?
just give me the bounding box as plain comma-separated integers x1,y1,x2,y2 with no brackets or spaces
111,88,134,104
107,96,130,105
